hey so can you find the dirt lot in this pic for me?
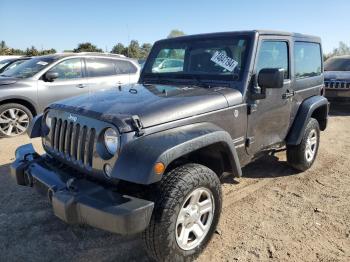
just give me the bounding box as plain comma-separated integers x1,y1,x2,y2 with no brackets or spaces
0,103,349,262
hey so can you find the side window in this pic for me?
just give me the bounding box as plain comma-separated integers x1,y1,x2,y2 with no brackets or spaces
256,41,289,79
87,58,116,77
294,42,322,78
114,60,137,74
49,58,82,79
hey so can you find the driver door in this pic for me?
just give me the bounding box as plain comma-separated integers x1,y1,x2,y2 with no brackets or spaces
246,38,294,155
38,58,89,110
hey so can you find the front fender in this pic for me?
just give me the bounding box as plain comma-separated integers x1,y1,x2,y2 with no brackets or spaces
287,95,329,145
112,123,242,185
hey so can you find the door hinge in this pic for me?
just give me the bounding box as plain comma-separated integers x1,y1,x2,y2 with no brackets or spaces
131,115,144,136
282,90,295,99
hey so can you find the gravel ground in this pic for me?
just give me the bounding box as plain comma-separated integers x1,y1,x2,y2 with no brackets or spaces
0,103,349,262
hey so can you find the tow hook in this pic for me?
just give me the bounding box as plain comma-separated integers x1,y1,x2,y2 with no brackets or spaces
66,178,78,192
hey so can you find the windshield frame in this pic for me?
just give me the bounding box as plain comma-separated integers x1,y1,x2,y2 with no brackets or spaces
141,35,252,85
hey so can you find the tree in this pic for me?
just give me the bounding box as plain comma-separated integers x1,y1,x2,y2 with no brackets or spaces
73,42,103,53
140,43,152,59
111,43,126,54
39,48,56,55
325,41,350,60
126,40,141,58
0,40,6,50
25,46,39,56
167,29,185,38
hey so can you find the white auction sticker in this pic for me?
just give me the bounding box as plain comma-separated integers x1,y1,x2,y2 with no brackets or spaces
210,51,238,72
37,61,48,66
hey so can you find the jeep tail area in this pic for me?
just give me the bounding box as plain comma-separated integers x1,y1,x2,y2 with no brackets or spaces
11,30,329,262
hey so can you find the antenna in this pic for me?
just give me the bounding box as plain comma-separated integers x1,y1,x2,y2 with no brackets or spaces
126,24,131,85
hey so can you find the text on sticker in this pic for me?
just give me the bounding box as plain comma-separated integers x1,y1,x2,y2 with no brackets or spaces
210,51,238,72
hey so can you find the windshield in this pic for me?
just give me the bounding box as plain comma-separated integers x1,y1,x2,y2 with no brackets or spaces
324,57,350,71
143,36,250,82
0,57,55,78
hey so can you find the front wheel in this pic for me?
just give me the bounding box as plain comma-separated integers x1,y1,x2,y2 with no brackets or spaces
0,103,33,137
143,163,222,262
287,118,320,171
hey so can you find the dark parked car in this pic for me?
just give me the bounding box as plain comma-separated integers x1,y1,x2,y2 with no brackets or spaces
0,53,140,137
324,55,350,100
12,30,328,261
0,57,30,74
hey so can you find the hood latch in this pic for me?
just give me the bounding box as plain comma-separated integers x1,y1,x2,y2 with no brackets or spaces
131,115,145,136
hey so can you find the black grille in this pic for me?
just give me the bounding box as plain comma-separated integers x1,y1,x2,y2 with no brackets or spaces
50,117,96,168
325,80,350,90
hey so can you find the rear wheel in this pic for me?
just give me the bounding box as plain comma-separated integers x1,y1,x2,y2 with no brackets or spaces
287,118,320,171
0,103,32,137
143,163,222,262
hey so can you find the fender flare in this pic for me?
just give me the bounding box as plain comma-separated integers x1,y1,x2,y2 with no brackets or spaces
112,123,242,185
286,95,329,145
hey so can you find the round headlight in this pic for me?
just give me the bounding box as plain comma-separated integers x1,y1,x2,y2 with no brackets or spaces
45,115,52,128
104,128,119,155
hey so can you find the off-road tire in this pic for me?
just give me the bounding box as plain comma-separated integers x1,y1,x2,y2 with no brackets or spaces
143,163,222,262
287,118,320,171
0,103,33,137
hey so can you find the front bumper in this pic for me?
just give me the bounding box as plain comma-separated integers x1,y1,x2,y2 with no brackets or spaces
325,89,350,101
10,144,154,235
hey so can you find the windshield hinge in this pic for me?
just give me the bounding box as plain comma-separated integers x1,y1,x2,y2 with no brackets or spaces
247,103,258,115
131,115,145,136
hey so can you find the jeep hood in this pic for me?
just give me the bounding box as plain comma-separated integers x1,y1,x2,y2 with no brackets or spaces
324,71,350,80
49,84,242,132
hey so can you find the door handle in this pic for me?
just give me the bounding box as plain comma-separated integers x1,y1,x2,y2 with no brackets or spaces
282,90,295,99
76,84,86,88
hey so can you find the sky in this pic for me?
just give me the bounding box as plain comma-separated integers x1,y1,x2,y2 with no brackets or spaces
0,0,348,53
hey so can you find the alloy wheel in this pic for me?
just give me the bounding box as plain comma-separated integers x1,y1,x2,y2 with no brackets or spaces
0,108,30,136
175,187,215,251
305,129,318,162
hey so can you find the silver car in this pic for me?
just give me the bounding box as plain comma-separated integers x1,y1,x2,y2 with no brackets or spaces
0,53,140,137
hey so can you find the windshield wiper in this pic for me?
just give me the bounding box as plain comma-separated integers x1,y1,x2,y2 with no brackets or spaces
187,75,211,88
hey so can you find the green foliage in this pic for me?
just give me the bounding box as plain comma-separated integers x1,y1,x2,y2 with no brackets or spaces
111,43,126,54
73,42,103,53
0,40,56,56
325,41,350,61
167,29,185,38
127,40,141,58
0,41,6,50
111,41,152,59
140,43,152,59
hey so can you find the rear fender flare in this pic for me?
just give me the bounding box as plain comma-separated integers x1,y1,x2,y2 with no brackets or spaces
287,95,329,145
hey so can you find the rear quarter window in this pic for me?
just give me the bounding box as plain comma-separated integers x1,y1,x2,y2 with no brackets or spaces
86,58,116,77
114,60,137,74
294,42,322,79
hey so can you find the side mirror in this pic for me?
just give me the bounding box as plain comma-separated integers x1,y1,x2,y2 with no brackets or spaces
44,71,59,82
258,68,284,89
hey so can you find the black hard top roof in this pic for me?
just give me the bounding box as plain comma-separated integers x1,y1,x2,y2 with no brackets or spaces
156,30,321,43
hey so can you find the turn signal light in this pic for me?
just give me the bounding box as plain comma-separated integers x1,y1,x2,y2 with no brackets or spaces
154,162,165,175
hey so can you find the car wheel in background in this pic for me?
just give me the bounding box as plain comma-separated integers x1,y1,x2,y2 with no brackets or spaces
0,103,33,137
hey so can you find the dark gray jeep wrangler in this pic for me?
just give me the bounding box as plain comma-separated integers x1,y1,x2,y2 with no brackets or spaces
11,30,329,261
